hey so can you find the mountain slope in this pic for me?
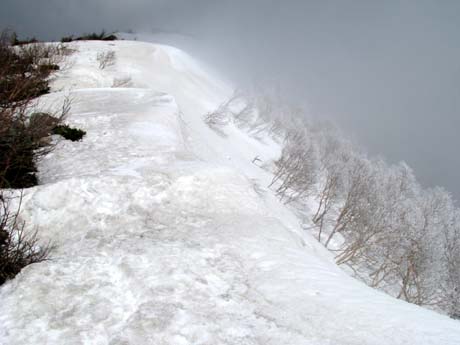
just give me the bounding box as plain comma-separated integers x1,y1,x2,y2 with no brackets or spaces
0,40,459,345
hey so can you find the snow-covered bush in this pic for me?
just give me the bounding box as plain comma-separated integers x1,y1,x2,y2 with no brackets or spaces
203,95,240,135
97,50,116,70
112,76,132,88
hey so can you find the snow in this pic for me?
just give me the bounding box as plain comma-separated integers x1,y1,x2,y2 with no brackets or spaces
1,39,460,345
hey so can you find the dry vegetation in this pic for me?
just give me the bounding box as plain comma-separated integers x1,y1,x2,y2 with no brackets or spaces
0,192,53,285
97,50,116,70
0,29,78,285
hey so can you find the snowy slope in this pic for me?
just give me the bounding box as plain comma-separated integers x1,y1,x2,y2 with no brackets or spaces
1,40,460,345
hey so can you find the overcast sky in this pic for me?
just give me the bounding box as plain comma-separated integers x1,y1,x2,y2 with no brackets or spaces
2,0,460,200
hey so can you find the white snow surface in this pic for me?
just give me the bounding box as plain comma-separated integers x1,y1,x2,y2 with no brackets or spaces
1,40,460,345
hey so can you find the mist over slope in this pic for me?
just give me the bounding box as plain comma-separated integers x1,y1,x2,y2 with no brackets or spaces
3,0,460,201
1,38,460,344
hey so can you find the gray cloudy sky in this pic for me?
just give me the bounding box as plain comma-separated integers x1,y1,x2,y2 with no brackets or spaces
2,0,460,199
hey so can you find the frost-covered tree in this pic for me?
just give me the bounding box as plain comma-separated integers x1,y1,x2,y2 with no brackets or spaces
442,210,460,318
227,86,460,317
269,128,320,204
311,126,354,242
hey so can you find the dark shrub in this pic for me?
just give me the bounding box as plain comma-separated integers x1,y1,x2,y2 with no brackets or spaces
60,35,74,43
0,139,38,189
0,113,55,189
12,36,39,46
66,30,118,42
102,34,118,41
0,119,85,189
52,124,86,141
38,64,60,74
61,31,118,43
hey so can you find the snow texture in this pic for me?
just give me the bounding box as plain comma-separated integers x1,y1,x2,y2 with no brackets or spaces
1,39,459,345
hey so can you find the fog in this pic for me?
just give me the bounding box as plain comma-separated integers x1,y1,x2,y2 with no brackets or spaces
2,0,460,199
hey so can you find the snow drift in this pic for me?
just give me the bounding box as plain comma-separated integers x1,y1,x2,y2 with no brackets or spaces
0,39,459,345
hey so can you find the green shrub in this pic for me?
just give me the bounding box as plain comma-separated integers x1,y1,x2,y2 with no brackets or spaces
52,124,86,141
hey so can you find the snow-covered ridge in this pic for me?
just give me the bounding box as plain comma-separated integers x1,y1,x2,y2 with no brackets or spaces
1,39,459,345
